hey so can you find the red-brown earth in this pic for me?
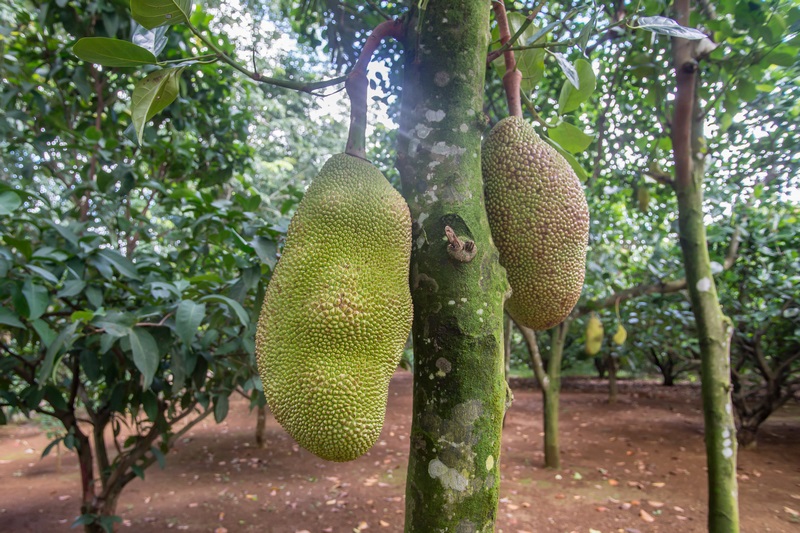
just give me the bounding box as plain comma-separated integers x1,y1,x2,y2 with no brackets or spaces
1,371,798,532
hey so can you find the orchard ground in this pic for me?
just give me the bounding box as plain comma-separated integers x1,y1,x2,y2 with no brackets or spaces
1,371,798,533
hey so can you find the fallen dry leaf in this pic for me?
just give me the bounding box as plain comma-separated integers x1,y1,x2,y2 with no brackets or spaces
640,509,655,523
379,520,389,527
608,479,619,486
652,482,666,488
648,500,664,508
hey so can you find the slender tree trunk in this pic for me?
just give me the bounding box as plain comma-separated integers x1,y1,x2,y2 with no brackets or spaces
503,314,511,380
672,1,739,530
518,321,567,469
397,2,510,530
255,404,267,449
594,356,606,378
607,355,618,404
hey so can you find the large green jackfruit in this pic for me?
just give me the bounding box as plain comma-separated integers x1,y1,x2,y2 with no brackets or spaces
255,154,412,462
482,116,590,331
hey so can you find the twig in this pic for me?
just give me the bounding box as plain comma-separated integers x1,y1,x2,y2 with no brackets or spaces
136,312,173,328
186,19,347,93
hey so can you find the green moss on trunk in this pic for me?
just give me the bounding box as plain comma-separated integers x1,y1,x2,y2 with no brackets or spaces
396,2,510,531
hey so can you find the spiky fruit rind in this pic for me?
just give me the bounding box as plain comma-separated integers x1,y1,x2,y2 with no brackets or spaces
482,116,590,331
256,154,412,462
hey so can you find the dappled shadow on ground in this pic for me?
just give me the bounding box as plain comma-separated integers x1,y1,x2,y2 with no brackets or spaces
1,370,797,532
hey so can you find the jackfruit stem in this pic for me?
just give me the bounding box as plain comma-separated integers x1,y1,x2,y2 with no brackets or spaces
345,19,406,160
492,0,523,117
345,71,368,160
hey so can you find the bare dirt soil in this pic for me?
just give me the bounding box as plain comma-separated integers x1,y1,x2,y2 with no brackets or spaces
1,371,798,533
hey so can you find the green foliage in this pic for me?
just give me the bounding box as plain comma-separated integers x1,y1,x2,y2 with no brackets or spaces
0,0,285,526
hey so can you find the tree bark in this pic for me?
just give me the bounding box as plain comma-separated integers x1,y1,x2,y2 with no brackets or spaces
518,321,567,470
397,2,510,530
503,314,511,380
255,404,267,449
606,354,618,405
671,1,740,530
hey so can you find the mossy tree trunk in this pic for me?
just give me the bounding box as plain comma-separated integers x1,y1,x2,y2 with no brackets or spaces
503,314,512,380
520,321,568,469
672,1,739,530
396,2,510,530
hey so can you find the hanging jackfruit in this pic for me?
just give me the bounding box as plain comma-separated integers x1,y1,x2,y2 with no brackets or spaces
585,314,604,356
256,154,413,462
612,323,627,345
482,116,590,331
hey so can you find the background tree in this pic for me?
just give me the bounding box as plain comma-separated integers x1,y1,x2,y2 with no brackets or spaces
0,0,349,528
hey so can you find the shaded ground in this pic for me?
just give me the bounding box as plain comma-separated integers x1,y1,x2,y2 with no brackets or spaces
1,371,798,532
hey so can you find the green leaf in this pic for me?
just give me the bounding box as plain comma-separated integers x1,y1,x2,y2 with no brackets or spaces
214,394,229,423
71,514,96,528
251,236,277,269
200,295,250,327
25,264,59,284
37,321,79,384
552,52,579,89
73,38,158,67
22,280,49,321
97,249,140,280
542,135,589,181
0,191,22,215
31,319,57,347
557,58,596,114
41,437,63,459
0,306,25,328
131,464,145,479
131,0,193,30
57,279,86,298
176,300,205,346
142,390,159,419
150,446,167,469
129,327,160,389
131,23,169,56
131,67,185,145
577,12,598,53
634,16,707,40
548,122,594,154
